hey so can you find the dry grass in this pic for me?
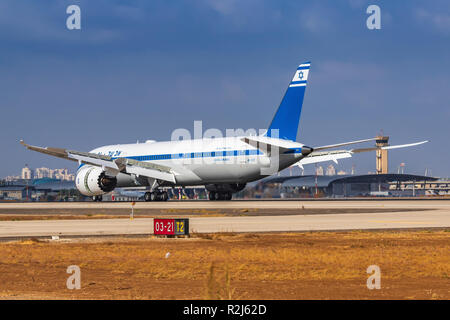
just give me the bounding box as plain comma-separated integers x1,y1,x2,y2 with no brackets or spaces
0,230,449,299
205,263,236,299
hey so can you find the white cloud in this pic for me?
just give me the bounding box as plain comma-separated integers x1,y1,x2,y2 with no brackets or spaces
203,0,239,16
348,0,367,10
316,60,386,83
0,2,132,44
297,5,336,33
414,8,450,34
199,0,284,33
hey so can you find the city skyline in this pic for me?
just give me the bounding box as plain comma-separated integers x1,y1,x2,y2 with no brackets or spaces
4,165,75,182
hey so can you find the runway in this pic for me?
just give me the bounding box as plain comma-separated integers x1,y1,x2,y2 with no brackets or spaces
1,199,449,210
0,200,448,238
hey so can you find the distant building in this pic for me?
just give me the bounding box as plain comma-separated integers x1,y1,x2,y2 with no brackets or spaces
51,168,75,181
337,170,347,175
4,175,20,182
315,166,324,176
21,165,33,180
15,166,76,182
0,185,34,200
263,174,443,198
326,165,336,176
35,167,52,179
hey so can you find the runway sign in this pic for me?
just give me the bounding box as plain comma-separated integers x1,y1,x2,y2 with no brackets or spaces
154,218,189,236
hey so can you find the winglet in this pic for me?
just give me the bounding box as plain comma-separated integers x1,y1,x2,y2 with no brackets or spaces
382,140,428,150
20,139,31,149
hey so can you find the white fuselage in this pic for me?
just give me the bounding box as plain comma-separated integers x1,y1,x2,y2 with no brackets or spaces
84,136,305,187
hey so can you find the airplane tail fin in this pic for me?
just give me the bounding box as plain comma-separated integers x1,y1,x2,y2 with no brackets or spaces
266,61,310,141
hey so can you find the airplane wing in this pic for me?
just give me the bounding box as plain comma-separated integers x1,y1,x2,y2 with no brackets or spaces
350,141,429,153
19,140,176,183
296,140,428,168
312,138,378,151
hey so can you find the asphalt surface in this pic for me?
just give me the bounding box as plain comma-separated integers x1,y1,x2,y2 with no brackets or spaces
0,200,448,238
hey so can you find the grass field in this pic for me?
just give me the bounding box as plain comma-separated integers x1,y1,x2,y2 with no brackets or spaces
0,230,449,299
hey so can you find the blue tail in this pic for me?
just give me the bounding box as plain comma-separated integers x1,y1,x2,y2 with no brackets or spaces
266,61,310,141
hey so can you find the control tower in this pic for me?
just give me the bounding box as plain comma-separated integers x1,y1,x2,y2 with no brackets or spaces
375,136,389,174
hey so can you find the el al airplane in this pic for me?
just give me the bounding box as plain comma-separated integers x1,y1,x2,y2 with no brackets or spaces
20,61,427,201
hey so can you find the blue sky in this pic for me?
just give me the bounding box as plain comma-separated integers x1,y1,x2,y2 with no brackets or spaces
0,0,449,177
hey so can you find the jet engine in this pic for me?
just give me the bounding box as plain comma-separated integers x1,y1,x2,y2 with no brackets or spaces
75,165,117,196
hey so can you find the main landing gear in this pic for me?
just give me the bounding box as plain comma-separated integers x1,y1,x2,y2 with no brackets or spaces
92,195,103,202
208,191,232,201
144,190,169,202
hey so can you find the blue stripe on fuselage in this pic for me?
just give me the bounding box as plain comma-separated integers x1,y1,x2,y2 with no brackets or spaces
77,148,303,171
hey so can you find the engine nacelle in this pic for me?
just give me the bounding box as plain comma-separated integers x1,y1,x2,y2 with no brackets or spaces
75,165,117,196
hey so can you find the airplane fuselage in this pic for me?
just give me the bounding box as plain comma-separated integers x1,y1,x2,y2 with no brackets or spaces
87,136,305,188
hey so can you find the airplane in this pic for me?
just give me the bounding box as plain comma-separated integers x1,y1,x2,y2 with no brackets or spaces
20,61,427,201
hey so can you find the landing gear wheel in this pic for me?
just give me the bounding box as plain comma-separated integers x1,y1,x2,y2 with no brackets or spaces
146,191,169,201
214,192,221,201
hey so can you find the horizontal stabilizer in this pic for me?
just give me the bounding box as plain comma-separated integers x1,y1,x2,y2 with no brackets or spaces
241,136,312,156
297,150,352,169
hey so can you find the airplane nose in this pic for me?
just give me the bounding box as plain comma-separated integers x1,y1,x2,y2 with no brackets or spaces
301,146,313,156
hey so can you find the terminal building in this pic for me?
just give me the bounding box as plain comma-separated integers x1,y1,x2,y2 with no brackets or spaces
0,185,35,201
0,178,78,201
261,174,447,198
